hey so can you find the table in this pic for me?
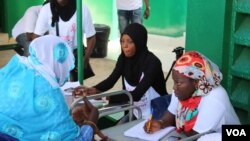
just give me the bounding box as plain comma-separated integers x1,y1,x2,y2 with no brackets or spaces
63,92,125,129
101,119,186,141
101,119,144,141
0,37,17,51
0,43,18,51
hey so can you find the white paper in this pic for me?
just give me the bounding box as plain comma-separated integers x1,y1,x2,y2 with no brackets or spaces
60,81,107,106
60,81,81,95
124,120,175,141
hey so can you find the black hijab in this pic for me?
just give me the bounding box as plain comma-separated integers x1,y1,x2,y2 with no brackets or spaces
121,23,149,85
50,0,76,27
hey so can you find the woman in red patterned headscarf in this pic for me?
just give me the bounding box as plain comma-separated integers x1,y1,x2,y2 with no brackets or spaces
144,51,240,138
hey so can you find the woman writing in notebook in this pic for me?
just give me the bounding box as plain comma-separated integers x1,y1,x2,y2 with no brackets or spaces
144,51,240,137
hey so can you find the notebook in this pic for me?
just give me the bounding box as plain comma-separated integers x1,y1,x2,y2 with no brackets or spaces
124,120,175,141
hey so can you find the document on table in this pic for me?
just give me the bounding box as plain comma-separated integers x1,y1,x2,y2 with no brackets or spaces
60,81,80,96
60,81,106,106
124,119,175,141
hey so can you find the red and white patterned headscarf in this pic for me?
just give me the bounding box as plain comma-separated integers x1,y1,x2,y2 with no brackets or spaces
173,51,222,133
174,51,222,96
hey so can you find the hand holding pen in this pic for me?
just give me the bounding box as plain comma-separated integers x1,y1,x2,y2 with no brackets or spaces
144,108,154,133
146,114,153,133
144,120,162,134
144,108,162,134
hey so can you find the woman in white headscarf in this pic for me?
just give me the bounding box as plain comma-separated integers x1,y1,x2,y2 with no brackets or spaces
0,35,99,141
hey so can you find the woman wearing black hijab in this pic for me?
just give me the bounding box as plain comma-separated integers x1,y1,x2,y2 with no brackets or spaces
74,23,168,120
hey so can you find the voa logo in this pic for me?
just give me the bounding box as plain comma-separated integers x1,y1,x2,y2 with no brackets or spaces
226,129,246,136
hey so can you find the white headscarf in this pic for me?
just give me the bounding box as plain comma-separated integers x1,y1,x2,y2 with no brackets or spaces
27,35,75,87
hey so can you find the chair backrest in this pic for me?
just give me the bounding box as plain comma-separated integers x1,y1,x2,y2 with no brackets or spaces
151,95,171,120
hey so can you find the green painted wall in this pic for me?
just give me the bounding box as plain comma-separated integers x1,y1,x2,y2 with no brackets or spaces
2,0,187,38
0,0,4,32
2,0,44,35
185,0,250,123
84,0,118,39
185,0,226,69
221,0,234,90
144,0,187,37
84,0,187,38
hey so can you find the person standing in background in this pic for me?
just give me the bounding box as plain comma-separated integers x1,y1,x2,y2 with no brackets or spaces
12,5,42,56
34,0,96,81
116,0,150,34
11,0,50,57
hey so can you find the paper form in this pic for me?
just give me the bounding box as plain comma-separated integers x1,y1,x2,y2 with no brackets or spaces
124,119,175,141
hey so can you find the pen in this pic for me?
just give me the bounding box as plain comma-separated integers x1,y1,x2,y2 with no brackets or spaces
64,87,74,93
147,108,153,133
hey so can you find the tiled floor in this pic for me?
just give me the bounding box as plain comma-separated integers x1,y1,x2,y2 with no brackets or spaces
0,34,185,93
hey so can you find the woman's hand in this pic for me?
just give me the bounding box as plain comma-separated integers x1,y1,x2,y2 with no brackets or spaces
143,119,161,134
86,87,98,95
72,86,97,97
71,96,99,124
71,96,99,126
71,104,87,126
72,86,87,97
82,96,99,124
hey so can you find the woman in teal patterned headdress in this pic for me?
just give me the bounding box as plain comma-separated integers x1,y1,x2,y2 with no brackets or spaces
0,35,98,141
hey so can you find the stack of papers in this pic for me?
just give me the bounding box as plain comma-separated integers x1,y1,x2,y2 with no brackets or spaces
124,120,175,141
